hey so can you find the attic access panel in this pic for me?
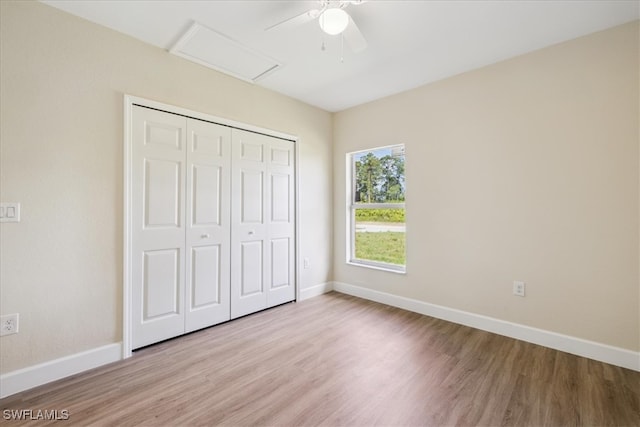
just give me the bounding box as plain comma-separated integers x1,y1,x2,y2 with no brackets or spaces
170,22,280,83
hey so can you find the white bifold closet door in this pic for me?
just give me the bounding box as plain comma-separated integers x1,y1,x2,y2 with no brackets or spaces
131,106,231,349
230,130,295,319
131,105,295,349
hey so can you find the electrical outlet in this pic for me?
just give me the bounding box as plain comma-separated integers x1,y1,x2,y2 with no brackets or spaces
0,313,19,336
513,281,526,297
303,258,310,269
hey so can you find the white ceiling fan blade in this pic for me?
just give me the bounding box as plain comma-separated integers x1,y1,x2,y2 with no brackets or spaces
265,9,320,32
343,16,367,53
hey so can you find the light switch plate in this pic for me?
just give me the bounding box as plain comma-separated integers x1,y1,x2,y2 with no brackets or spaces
0,203,21,223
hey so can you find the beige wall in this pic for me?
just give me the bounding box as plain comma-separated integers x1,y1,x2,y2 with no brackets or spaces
0,1,333,373
334,21,639,351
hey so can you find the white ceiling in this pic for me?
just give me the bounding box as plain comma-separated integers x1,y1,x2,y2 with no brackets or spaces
41,0,639,112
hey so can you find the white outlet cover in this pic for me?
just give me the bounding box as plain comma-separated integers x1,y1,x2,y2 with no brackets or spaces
0,313,19,336
513,281,526,297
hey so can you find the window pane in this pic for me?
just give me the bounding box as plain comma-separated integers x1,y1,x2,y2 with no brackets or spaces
354,208,405,266
354,146,405,204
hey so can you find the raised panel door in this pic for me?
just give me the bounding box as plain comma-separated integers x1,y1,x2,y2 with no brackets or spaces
267,138,296,307
231,129,269,318
231,130,295,318
132,106,186,349
185,119,231,332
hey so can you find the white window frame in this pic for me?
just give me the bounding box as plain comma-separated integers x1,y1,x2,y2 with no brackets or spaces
346,144,406,274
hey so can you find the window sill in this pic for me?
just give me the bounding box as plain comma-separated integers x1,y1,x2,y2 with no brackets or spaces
347,260,406,275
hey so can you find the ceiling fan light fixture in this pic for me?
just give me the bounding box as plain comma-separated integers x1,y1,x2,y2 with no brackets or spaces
319,8,350,35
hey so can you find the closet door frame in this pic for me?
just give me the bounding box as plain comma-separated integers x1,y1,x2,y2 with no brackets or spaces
123,95,299,358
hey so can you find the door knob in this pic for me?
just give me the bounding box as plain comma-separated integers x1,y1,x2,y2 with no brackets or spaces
248,230,255,235
201,234,210,239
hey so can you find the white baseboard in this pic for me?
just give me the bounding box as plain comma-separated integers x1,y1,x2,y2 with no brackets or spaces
3,283,637,399
299,282,334,300
332,281,640,372
0,343,122,399
0,281,332,400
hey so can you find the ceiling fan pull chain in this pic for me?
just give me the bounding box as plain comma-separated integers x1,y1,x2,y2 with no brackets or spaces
340,33,345,63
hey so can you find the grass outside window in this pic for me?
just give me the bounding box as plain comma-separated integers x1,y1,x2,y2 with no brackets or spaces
355,231,406,266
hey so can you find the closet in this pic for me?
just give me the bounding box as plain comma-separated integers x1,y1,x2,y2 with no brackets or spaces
130,105,295,349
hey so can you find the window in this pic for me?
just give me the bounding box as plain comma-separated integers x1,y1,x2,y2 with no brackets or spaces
347,145,405,272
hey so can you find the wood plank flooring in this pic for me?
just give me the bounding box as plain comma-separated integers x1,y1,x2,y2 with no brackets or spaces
1,292,638,426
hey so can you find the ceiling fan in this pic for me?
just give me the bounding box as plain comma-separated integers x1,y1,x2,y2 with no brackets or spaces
266,0,368,53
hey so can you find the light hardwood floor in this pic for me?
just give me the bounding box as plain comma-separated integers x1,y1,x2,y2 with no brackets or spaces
1,292,638,426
